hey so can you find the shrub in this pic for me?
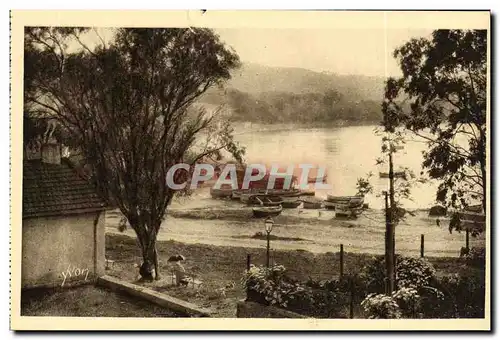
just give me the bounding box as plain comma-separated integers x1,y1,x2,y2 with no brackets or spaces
434,270,485,318
242,264,354,318
396,257,436,289
360,255,437,292
360,293,402,319
465,247,486,268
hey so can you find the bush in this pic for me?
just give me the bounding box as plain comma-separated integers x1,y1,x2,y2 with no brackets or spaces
361,293,402,319
465,247,486,268
396,257,436,289
242,264,354,318
359,255,436,292
434,270,485,318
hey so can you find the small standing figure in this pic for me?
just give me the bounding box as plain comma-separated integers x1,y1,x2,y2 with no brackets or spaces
167,255,189,286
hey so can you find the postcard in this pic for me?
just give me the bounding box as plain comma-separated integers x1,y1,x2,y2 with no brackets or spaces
10,10,490,331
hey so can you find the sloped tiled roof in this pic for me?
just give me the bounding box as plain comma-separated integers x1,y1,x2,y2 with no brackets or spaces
23,159,106,219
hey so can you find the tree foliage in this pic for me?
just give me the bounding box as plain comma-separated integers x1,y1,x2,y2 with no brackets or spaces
212,88,383,125
382,30,487,218
24,27,243,279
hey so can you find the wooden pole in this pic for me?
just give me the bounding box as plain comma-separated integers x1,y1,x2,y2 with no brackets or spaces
339,244,344,279
388,149,397,292
246,254,251,271
466,229,470,250
349,278,354,319
384,191,395,294
420,234,424,258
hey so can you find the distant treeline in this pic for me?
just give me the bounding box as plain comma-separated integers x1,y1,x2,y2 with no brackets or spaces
222,88,383,124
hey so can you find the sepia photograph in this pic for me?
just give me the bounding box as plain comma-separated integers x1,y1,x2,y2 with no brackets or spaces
9,10,490,331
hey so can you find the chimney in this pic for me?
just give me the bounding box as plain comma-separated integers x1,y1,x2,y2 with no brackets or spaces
41,143,61,165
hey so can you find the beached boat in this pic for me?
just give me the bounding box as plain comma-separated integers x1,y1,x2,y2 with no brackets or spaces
252,205,283,218
248,195,284,207
302,197,323,209
231,190,244,200
323,201,336,210
299,188,316,196
268,188,302,197
326,195,364,208
334,203,362,218
281,200,302,209
210,188,233,199
326,195,352,203
240,190,267,203
379,171,406,179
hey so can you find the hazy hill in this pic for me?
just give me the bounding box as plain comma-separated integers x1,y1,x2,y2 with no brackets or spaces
227,63,385,101
199,63,387,124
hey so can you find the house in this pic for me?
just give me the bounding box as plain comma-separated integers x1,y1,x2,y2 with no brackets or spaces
22,142,107,288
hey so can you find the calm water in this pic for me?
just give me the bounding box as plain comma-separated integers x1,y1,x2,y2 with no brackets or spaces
232,124,439,210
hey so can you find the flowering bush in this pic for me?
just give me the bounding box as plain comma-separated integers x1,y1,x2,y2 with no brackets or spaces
360,255,437,292
361,293,402,319
391,287,420,317
242,264,351,318
396,257,436,289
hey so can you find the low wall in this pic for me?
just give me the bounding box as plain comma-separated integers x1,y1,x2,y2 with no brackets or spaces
98,275,211,317
236,300,308,318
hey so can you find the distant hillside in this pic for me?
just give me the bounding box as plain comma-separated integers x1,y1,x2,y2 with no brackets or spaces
199,63,386,125
227,63,385,101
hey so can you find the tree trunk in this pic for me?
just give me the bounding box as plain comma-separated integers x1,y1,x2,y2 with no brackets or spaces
154,244,161,280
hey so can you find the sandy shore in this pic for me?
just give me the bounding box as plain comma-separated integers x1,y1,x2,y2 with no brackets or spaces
105,189,484,258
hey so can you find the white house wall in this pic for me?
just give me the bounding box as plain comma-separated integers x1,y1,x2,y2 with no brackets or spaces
21,212,105,288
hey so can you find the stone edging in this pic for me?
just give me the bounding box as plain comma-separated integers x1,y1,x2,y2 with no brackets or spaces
97,275,211,317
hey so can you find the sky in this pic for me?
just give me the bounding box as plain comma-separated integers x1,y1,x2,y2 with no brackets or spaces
78,27,433,78
214,28,433,77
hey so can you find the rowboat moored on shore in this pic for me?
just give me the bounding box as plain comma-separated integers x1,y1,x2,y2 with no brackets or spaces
302,198,322,209
281,200,302,208
299,188,316,196
210,188,233,199
323,201,336,210
248,195,284,207
252,205,283,218
379,171,406,179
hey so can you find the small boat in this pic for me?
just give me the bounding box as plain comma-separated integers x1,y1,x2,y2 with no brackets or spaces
268,189,302,197
302,198,323,209
248,195,284,207
326,195,364,207
335,203,362,218
379,171,406,179
253,205,283,218
281,200,302,209
465,204,483,213
240,190,267,203
323,201,336,210
210,188,233,199
349,196,365,208
326,195,357,202
299,188,316,196
231,190,244,200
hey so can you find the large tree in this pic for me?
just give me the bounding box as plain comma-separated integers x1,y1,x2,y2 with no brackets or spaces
24,27,243,280
382,30,487,216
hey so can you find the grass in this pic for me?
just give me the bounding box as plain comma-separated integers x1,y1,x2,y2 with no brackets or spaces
21,284,182,317
105,233,481,318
